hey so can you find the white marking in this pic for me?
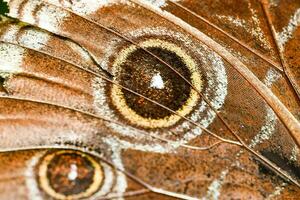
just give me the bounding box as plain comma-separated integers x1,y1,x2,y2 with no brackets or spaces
205,170,229,200
266,183,287,200
91,161,114,198
150,72,164,89
276,8,300,51
181,51,227,142
249,69,281,148
51,130,87,144
68,164,78,181
146,0,167,7
4,0,24,19
146,0,180,8
19,29,51,50
1,25,19,42
101,138,128,200
1,25,50,51
46,0,119,15
0,43,24,74
249,3,272,50
2,25,95,72
25,152,45,200
7,0,69,33
20,0,40,24
36,3,69,33
290,145,299,162
269,0,279,7
249,107,277,148
217,15,246,28
104,136,169,153
207,69,281,197
264,68,282,88
216,1,272,50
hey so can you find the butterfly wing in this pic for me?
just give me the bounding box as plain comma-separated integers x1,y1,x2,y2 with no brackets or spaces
161,0,300,117
262,0,300,98
0,0,299,199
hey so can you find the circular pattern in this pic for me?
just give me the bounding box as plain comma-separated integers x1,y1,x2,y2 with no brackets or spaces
38,150,103,200
110,39,202,128
93,27,228,151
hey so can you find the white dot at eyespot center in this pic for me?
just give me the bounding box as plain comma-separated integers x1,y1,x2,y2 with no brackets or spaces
68,164,78,181
150,72,165,89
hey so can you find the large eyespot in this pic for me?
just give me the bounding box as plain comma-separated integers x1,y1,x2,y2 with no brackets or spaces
110,39,202,128
93,27,228,151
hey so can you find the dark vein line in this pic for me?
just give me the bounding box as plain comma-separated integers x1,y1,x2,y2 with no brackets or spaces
260,0,300,100
3,2,239,145
37,0,242,145
18,23,113,77
97,189,150,200
0,40,240,146
4,0,299,190
15,72,92,97
6,0,299,187
0,95,225,152
5,0,241,145
131,0,300,188
169,0,283,72
0,146,199,200
37,0,295,161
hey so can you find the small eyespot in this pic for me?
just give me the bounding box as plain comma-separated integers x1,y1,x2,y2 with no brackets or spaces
110,39,203,128
37,150,103,200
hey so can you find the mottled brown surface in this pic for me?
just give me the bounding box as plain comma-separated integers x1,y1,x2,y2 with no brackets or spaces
0,0,299,199
267,0,300,111
116,47,192,119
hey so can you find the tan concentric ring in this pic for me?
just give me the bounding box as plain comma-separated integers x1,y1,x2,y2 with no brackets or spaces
111,39,203,128
38,150,104,200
